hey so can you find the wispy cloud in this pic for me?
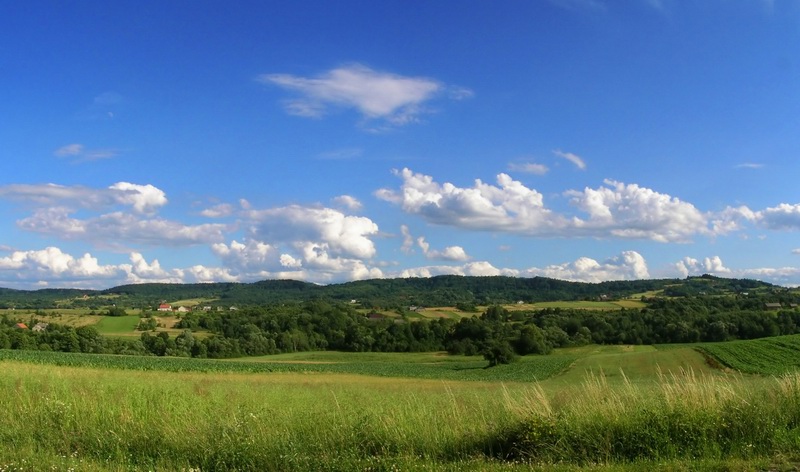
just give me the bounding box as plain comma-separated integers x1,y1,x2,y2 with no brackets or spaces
0,182,166,215
735,163,764,170
546,0,606,11
509,162,549,175
317,148,363,160
554,149,587,170
259,63,471,126
76,91,123,121
333,195,363,211
54,143,118,163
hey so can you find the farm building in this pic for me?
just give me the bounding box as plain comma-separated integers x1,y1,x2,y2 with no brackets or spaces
157,303,172,312
32,322,49,332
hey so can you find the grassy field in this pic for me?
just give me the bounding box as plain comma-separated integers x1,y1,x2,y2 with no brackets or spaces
169,297,219,307
413,300,646,320
0,349,577,382
521,300,647,310
94,315,141,335
544,344,722,387
0,343,799,471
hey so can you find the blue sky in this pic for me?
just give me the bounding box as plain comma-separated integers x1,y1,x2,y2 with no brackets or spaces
2,0,800,289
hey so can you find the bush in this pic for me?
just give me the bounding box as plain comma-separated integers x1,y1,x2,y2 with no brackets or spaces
106,307,127,317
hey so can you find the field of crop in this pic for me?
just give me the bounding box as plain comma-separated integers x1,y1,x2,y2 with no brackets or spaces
698,334,800,375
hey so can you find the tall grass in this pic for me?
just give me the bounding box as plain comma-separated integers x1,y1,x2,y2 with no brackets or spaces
1,359,799,470
499,367,800,464
0,361,523,470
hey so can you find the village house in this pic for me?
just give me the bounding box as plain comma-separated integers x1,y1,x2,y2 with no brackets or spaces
157,303,172,312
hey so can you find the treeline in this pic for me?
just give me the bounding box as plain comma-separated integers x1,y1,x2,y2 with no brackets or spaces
0,316,148,356
530,298,800,346
170,297,800,360
171,302,549,364
6,295,800,362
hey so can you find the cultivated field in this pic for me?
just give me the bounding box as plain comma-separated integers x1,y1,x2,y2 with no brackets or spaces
1,336,799,470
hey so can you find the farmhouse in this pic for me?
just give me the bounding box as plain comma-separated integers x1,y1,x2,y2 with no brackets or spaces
157,303,172,312
32,322,49,332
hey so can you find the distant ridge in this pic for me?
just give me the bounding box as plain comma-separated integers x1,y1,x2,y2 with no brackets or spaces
0,275,779,310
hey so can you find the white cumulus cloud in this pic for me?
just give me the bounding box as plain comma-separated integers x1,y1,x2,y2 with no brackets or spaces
756,203,800,230
377,168,711,242
673,256,732,278
396,251,648,283
245,205,379,260
416,236,470,261
567,180,708,242
0,247,122,287
521,251,650,283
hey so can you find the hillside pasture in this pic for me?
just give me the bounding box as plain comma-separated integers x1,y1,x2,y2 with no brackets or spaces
0,310,103,328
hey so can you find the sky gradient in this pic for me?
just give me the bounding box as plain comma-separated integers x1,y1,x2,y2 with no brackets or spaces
2,0,800,289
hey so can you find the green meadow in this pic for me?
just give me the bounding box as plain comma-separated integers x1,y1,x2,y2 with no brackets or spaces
94,315,141,335
1,336,799,470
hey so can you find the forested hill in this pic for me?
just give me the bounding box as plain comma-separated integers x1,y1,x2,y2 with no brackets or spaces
0,275,781,309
